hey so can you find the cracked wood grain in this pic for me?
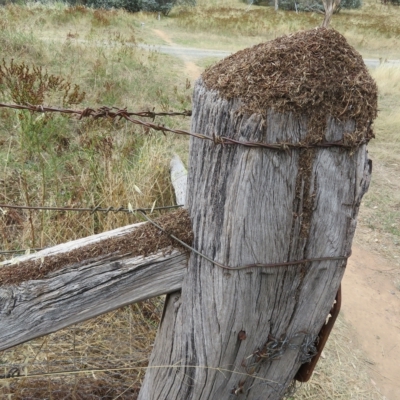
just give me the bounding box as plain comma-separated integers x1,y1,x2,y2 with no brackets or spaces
139,79,371,400
0,221,187,351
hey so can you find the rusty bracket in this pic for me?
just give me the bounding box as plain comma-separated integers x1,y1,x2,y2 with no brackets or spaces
295,284,342,382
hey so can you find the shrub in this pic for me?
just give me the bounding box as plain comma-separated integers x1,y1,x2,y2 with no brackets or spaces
1,0,192,14
68,0,194,14
384,0,400,5
69,0,142,13
141,0,175,14
0,59,86,106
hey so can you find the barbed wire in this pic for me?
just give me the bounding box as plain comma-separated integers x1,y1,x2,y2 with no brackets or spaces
0,102,369,150
230,331,316,396
240,331,318,385
250,332,318,365
0,102,191,119
1,206,350,266
0,203,182,214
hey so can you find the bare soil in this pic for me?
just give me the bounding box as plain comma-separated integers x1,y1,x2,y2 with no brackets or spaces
343,245,400,400
152,29,202,81
184,61,202,81
152,28,174,46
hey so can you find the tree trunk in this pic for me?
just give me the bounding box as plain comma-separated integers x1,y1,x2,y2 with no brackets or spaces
321,0,341,27
138,80,371,399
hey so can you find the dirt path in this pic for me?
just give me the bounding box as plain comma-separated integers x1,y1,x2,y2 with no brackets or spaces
150,30,400,69
152,29,174,46
343,246,400,399
152,29,202,81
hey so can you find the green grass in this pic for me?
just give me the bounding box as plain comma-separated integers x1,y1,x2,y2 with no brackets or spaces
135,0,400,60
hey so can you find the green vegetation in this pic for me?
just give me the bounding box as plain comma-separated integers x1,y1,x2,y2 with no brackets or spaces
0,4,192,252
2,0,196,14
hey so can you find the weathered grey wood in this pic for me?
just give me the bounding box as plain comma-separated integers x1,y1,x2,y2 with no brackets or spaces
139,79,371,399
170,154,187,206
0,222,187,351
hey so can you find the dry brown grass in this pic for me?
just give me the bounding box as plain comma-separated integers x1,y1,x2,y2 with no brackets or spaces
0,6,191,396
293,317,384,399
0,311,383,399
0,299,164,399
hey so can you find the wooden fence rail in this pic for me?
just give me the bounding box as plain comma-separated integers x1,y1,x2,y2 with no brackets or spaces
0,221,187,351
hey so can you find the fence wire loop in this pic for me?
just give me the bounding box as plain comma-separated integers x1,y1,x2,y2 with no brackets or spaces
249,332,318,366
212,132,224,145
235,331,318,397
136,211,351,271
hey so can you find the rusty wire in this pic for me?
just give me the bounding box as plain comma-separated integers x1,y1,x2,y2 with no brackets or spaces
230,332,317,396
0,102,191,119
0,102,370,150
0,203,182,214
136,210,351,271
1,207,350,266
250,332,318,365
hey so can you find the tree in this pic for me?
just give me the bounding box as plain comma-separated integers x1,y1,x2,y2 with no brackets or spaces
255,0,361,12
321,0,341,27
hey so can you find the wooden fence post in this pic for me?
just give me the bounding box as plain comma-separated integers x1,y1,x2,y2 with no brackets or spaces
138,28,377,399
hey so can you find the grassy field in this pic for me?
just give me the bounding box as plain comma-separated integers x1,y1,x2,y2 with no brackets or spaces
0,0,399,398
139,0,400,58
0,4,193,251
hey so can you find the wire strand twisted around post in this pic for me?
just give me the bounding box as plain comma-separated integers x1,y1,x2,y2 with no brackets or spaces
136,211,351,271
